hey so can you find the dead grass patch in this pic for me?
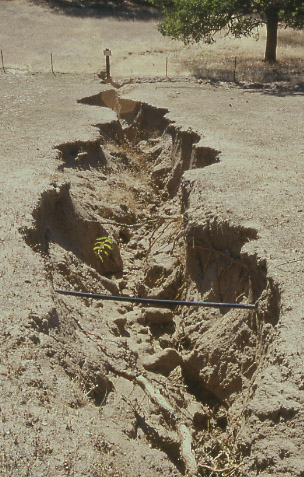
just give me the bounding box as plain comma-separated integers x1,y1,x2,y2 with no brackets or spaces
2,2,303,84
180,27,304,83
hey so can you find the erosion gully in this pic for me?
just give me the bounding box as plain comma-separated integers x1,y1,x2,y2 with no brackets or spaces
22,88,280,476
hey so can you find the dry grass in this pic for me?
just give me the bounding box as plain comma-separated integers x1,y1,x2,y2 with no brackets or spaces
180,27,304,83
1,0,303,84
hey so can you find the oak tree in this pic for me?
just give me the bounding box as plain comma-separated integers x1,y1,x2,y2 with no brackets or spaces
151,0,304,62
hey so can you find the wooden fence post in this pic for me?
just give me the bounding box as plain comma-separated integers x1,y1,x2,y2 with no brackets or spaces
103,48,112,80
1,50,6,73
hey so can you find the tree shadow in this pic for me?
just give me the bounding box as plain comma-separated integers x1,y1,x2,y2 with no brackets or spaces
28,0,161,20
239,81,304,97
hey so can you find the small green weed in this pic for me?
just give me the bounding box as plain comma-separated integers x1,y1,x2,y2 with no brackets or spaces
93,234,113,262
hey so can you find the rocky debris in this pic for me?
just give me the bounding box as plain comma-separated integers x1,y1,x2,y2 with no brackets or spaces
99,203,137,225
99,276,120,295
129,340,155,357
152,161,172,187
158,333,175,349
113,315,127,329
142,348,182,376
145,256,178,288
143,307,174,325
187,401,211,430
152,138,173,186
125,309,146,325
144,255,183,300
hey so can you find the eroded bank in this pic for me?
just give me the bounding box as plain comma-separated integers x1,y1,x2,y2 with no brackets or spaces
20,88,282,476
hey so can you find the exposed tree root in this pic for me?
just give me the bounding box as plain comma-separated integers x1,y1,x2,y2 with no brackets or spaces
136,375,198,476
178,423,198,476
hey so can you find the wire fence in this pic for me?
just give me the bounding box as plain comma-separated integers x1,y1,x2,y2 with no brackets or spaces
1,48,303,85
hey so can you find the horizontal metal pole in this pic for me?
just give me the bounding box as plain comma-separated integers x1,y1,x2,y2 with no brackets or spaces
55,289,256,310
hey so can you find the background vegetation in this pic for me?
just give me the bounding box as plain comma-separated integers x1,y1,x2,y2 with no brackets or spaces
1,0,303,84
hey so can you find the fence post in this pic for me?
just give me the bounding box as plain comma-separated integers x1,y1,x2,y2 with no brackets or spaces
103,48,111,80
51,53,56,76
1,50,6,73
233,56,237,83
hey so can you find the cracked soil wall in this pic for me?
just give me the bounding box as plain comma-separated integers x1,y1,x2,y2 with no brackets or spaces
0,64,303,477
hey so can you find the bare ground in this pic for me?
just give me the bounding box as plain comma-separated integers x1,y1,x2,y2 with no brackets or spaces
0,1,304,476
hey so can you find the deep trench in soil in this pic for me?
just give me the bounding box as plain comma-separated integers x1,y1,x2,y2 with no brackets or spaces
21,89,281,475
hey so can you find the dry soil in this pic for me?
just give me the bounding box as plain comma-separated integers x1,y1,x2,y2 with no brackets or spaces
0,1,304,476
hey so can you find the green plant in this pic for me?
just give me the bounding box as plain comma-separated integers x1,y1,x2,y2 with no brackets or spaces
93,234,113,262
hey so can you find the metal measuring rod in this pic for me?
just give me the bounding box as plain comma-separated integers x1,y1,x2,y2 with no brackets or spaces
55,289,256,309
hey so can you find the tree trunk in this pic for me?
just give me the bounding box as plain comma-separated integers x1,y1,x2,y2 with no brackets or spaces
265,9,278,62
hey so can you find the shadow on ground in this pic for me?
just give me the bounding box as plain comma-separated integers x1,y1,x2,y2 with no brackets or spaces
240,81,304,97
29,0,161,19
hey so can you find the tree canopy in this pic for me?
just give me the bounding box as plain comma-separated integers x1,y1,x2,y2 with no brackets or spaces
150,0,304,62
